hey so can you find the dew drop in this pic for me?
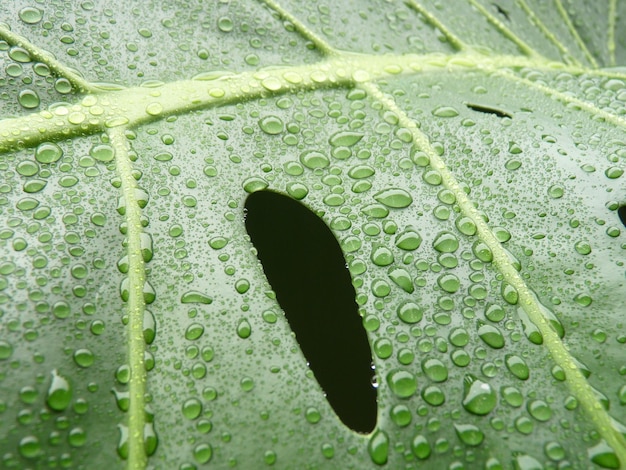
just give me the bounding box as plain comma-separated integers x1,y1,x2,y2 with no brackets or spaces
367,429,389,465
462,374,496,415
454,423,484,446
373,188,413,208
181,291,213,304
432,106,459,117
386,369,417,398
236,319,252,339
433,231,459,253
259,115,284,135
46,369,72,411
299,150,330,169
19,7,43,24
329,131,364,147
477,322,505,349
505,354,529,380
411,434,431,460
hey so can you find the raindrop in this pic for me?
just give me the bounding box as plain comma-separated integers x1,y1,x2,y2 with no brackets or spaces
46,369,72,411
367,429,389,465
373,188,413,208
386,369,417,398
462,375,496,415
454,423,484,446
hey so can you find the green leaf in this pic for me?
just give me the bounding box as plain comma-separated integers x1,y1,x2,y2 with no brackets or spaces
1,1,625,469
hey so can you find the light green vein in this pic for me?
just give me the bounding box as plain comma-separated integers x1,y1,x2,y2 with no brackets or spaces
608,0,617,66
404,0,466,51
467,0,539,58
0,24,99,93
261,0,336,55
110,126,148,470
495,68,626,129
554,0,598,68
359,80,626,465
516,0,581,66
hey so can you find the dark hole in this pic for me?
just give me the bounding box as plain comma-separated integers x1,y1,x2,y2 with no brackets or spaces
492,3,510,21
244,190,377,434
465,103,512,118
618,205,626,228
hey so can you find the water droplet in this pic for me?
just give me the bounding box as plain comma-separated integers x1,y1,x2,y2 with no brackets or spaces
421,358,448,382
300,150,329,169
477,322,505,349
19,435,42,459
547,184,564,199
462,375,496,415
455,216,477,236
368,429,389,465
19,7,43,24
182,398,203,420
371,245,394,266
181,291,213,304
437,273,460,293
605,166,624,179
305,407,321,424
236,319,252,339
517,307,543,344
18,89,40,109
390,404,411,427
454,423,484,446
90,144,115,162
544,441,566,461
329,131,363,147
574,240,592,255
193,443,213,464
397,301,422,324
373,338,392,359
513,453,543,470
432,106,459,117
388,267,414,293
501,385,523,407
185,323,204,341
361,203,389,218
348,164,375,179
421,385,445,406
0,340,13,360
501,282,518,304
73,348,94,368
259,115,284,135
374,188,412,209
527,399,552,421
386,369,417,398
395,229,422,251
433,232,459,253
68,427,87,447
411,434,431,459
505,354,529,380
46,369,72,411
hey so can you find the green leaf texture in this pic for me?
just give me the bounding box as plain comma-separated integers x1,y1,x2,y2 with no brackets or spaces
1,1,625,468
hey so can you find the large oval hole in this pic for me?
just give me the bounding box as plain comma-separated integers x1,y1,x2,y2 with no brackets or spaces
244,190,377,433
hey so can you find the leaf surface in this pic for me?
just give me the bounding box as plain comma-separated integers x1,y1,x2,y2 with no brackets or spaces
0,1,625,469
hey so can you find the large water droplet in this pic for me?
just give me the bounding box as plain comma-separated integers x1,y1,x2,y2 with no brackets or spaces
386,369,417,398
462,375,496,415
373,188,413,208
46,369,72,411
367,429,389,465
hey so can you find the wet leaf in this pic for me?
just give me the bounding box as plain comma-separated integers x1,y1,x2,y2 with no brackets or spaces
0,1,625,469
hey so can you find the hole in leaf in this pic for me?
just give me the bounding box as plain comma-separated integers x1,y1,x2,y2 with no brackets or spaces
492,3,510,21
244,190,377,434
618,205,626,228
465,103,512,118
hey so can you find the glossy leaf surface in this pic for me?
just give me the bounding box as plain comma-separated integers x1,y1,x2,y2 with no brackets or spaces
0,1,625,469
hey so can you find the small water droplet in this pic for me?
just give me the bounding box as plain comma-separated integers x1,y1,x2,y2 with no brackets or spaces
505,354,529,380
374,188,412,208
181,291,213,304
